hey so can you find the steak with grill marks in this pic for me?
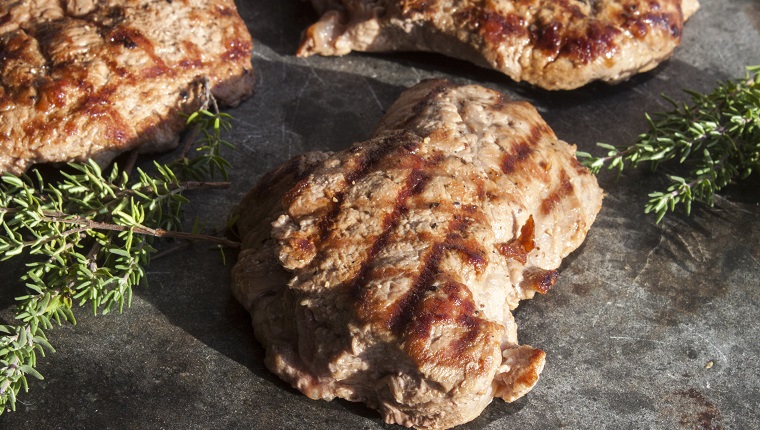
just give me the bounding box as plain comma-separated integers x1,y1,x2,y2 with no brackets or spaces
0,0,254,174
231,80,603,429
297,0,699,90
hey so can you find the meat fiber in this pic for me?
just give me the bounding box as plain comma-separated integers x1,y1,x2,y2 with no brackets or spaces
232,80,603,429
0,0,254,174
298,0,699,90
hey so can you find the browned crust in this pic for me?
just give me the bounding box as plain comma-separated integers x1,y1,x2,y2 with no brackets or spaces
233,79,604,429
298,0,699,89
0,0,254,174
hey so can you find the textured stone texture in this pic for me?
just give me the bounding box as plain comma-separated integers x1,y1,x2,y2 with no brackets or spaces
1,0,759,428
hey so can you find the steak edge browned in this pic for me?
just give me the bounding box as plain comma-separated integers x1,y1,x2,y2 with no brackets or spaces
232,80,603,429
298,0,699,90
0,0,254,174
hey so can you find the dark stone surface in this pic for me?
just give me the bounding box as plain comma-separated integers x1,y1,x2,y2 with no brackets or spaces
2,0,759,428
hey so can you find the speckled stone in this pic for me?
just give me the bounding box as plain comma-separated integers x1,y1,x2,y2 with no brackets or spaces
1,0,759,428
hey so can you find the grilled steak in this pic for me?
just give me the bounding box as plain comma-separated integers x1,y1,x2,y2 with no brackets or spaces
232,80,603,429
297,0,699,90
0,0,254,174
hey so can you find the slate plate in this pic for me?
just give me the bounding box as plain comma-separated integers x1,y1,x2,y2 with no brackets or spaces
1,0,759,428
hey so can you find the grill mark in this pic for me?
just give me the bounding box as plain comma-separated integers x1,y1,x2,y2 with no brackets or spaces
480,11,526,44
559,22,620,64
76,85,132,146
454,6,527,45
570,153,592,175
351,167,432,316
283,134,417,217
281,176,310,209
179,41,203,69
497,215,535,264
221,37,251,62
404,278,486,366
540,169,574,215
529,1,682,64
0,12,10,27
385,240,443,334
621,4,683,39
107,25,169,73
386,215,487,336
316,134,422,243
532,18,563,55
401,80,451,130
318,193,344,242
500,123,545,175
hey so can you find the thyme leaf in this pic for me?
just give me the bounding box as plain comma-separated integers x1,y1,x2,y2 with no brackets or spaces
0,108,238,413
578,65,760,222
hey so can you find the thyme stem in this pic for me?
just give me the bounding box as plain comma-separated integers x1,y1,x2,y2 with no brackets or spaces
36,214,240,248
578,65,760,222
0,107,238,413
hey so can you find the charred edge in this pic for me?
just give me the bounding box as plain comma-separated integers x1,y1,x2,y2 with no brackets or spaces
522,268,559,294
497,215,535,264
346,135,417,184
318,192,345,242
540,169,573,215
216,5,235,17
255,155,323,202
514,349,547,387
350,167,432,309
281,176,310,208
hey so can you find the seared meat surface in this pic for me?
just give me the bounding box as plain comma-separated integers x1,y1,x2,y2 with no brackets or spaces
0,0,254,174
232,80,603,429
298,0,699,90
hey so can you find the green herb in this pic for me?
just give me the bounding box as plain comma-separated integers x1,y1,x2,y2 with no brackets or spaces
578,65,760,222
0,109,239,413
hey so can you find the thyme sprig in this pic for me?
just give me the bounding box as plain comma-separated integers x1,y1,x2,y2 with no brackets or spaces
578,65,760,222
0,109,238,413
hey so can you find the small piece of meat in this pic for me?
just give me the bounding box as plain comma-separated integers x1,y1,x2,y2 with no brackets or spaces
232,80,603,429
297,0,699,90
0,0,254,175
